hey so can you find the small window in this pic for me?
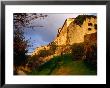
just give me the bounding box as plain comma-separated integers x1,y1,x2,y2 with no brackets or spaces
88,23,92,26
88,28,91,31
94,24,97,30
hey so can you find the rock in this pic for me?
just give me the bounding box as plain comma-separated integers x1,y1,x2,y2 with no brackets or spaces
84,33,97,65
31,15,97,64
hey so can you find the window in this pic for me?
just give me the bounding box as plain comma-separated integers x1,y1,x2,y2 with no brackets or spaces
57,34,59,37
88,28,91,31
94,24,97,30
88,23,92,26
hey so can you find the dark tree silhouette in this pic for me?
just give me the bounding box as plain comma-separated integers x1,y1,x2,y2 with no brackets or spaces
13,13,47,74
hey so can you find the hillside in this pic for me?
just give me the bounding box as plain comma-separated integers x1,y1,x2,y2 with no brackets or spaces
31,15,97,63
19,15,97,75
28,32,97,75
28,54,96,75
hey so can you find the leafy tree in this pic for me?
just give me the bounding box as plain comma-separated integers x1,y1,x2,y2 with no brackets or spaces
14,28,28,66
13,13,47,74
13,13,28,69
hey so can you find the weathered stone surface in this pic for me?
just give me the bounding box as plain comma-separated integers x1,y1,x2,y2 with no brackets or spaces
31,15,97,63
53,18,74,45
84,33,97,63
32,45,50,56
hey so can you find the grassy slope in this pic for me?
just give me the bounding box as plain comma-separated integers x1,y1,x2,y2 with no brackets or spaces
28,54,97,75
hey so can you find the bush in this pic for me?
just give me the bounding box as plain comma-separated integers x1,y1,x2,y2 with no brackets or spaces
85,43,97,68
38,49,51,57
50,42,57,54
71,43,84,60
27,55,40,70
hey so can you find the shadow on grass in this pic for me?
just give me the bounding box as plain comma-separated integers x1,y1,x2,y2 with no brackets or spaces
28,53,97,75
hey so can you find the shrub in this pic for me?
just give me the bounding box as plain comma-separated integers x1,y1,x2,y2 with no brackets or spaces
38,49,51,57
71,43,84,60
50,42,57,54
27,55,40,70
85,43,97,68
38,42,57,57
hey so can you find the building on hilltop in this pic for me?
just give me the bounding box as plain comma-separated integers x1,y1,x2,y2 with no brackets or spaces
54,15,97,45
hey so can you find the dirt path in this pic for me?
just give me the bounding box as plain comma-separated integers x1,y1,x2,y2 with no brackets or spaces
52,67,71,75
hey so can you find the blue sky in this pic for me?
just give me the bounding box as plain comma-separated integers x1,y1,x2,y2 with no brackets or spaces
23,13,96,54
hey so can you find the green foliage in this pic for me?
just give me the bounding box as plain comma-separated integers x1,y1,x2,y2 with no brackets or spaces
28,53,96,75
38,42,57,57
14,28,28,67
27,55,40,70
74,15,96,26
28,53,72,75
71,43,84,60
83,60,97,71
85,43,97,68
50,42,57,54
13,13,29,74
13,13,48,66
30,55,38,62
13,13,48,75
38,49,51,57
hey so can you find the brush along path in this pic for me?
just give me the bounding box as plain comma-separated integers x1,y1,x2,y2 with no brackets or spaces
28,54,97,75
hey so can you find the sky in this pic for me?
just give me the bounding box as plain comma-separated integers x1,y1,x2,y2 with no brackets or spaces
22,13,96,54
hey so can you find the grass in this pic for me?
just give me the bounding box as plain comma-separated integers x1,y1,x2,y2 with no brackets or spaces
28,53,97,75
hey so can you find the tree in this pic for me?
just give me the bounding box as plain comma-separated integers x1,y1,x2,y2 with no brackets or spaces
14,28,28,66
14,13,28,69
13,13,47,74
